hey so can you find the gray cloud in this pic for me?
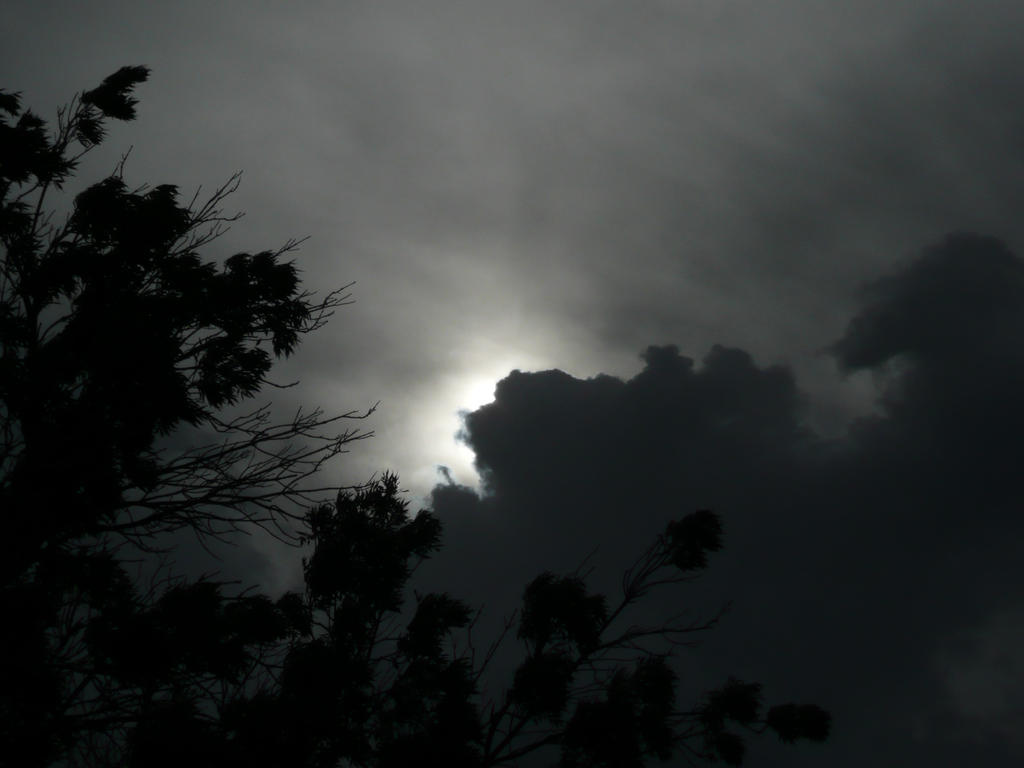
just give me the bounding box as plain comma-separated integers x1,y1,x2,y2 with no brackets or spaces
7,2,1024,494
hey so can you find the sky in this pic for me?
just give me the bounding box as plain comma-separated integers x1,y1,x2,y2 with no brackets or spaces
5,1,1024,765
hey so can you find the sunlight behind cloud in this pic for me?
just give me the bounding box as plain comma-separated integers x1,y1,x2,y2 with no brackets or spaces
455,370,501,412
407,351,545,498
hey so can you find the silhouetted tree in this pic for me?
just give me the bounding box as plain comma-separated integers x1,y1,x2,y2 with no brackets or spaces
0,67,370,567
0,67,370,765
0,70,829,767
184,476,828,768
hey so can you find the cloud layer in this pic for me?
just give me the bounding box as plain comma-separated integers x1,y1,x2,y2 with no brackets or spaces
8,2,1024,497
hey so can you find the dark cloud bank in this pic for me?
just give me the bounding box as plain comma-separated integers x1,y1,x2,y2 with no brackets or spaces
423,233,1024,766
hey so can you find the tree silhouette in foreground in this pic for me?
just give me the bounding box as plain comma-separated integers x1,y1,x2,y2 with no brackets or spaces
0,66,370,765
0,69,829,766
204,476,830,768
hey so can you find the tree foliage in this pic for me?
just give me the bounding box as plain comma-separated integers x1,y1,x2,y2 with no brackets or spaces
0,69,829,767
0,67,369,765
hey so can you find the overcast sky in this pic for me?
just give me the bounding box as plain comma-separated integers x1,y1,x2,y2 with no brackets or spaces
6,2,1024,765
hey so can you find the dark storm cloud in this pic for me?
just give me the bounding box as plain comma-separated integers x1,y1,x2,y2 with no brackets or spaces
834,234,1024,511
426,233,1024,766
